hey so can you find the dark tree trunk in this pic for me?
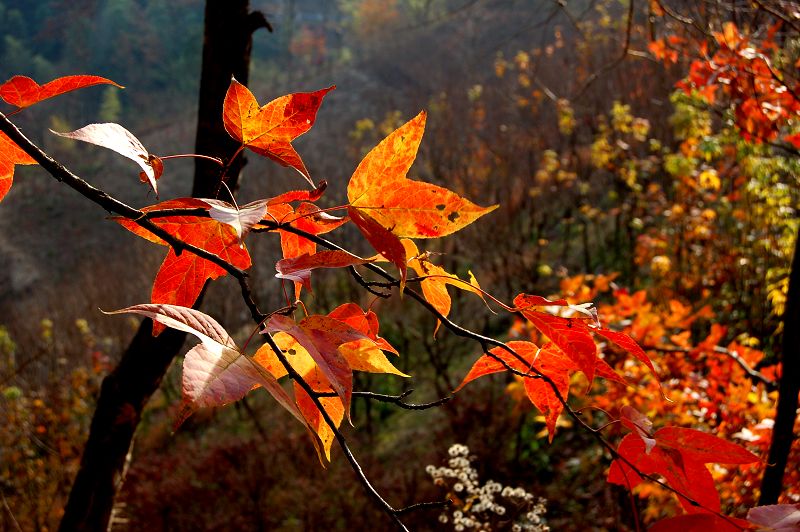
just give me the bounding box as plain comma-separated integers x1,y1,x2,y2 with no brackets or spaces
58,2,268,530
759,224,800,505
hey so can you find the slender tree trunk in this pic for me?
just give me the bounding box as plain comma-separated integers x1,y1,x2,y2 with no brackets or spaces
759,224,800,505
58,3,268,530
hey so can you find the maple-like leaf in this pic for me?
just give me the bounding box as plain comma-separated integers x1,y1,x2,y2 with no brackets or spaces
327,303,407,376
264,314,371,419
594,328,658,378
514,293,598,385
51,123,163,195
104,304,302,428
114,198,251,333
222,77,333,184
457,341,623,440
346,111,497,287
608,410,759,513
275,250,371,293
0,132,36,203
254,307,405,459
0,74,122,110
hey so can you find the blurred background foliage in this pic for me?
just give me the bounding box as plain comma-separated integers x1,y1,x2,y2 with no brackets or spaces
1,0,798,530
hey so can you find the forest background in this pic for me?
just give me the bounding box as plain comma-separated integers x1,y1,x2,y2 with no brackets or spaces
1,0,799,530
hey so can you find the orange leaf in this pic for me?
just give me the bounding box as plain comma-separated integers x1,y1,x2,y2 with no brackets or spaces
222,77,333,184
264,314,372,421
0,132,36,203
346,111,496,284
293,366,344,462
0,75,122,110
114,198,251,334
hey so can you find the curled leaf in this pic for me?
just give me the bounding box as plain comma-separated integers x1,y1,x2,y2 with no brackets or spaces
51,123,163,195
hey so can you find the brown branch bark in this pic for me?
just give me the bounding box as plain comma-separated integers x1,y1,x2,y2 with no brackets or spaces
57,2,265,530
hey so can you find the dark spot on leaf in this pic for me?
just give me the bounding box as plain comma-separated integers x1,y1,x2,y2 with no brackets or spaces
447,211,460,222
435,204,446,211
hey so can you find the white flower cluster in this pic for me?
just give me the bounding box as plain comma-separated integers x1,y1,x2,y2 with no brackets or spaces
426,444,549,531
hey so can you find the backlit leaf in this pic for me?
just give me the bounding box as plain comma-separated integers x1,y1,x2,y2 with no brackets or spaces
275,250,371,293
104,304,302,428
0,74,122,109
0,131,36,203
51,123,163,195
222,77,333,184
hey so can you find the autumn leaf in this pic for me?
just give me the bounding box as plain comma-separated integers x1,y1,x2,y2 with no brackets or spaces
747,503,800,531
394,239,485,334
346,111,497,287
327,303,407,376
264,314,371,420
293,367,344,462
457,341,623,439
262,201,349,296
113,198,251,333
254,307,405,459
0,132,36,203
222,77,333,184
608,412,759,513
103,304,303,429
514,293,598,385
0,74,122,110
594,328,658,378
276,250,371,293
51,123,163,195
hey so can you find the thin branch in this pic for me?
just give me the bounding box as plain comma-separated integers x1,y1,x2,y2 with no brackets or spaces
396,499,450,515
643,344,777,390
314,389,453,410
274,225,749,525
0,112,265,324
571,0,636,99
260,331,410,532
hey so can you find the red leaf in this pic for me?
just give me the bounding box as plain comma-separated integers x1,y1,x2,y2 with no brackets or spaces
327,303,399,355
655,426,760,464
267,180,328,205
0,131,36,203
595,328,658,378
222,77,333,183
346,112,495,284
51,123,163,195
113,199,251,333
517,306,597,384
0,74,122,109
348,207,408,289
275,250,371,292
456,341,537,392
292,366,344,462
608,433,721,513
